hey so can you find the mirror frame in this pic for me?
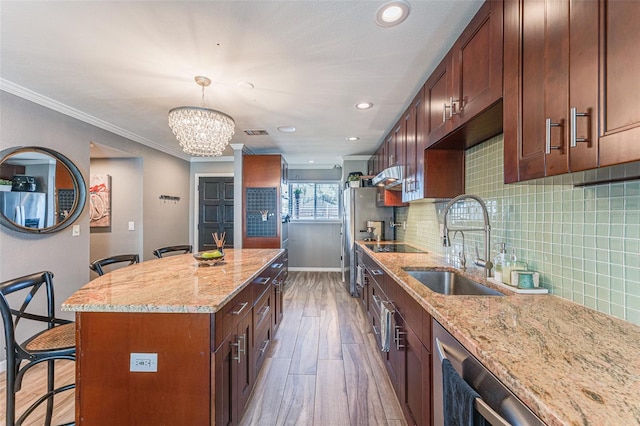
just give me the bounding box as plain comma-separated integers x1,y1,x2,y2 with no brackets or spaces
0,146,87,234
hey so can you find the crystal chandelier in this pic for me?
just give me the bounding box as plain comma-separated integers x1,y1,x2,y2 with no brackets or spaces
168,76,235,156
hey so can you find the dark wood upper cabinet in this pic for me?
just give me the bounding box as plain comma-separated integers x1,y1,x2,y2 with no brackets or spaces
598,1,640,168
504,0,600,183
504,0,640,183
427,0,503,150
425,54,453,147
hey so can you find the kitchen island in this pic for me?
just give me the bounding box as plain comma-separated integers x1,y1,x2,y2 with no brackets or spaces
63,248,286,425
358,241,640,426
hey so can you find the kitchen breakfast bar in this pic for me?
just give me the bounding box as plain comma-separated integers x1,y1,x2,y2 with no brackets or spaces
62,248,286,425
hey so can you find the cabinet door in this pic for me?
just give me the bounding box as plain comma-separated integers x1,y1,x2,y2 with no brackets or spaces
236,313,253,416
404,326,426,426
215,340,236,426
403,103,416,202
598,1,640,167
504,0,570,182
567,0,598,171
425,53,453,147
387,312,406,407
451,0,503,127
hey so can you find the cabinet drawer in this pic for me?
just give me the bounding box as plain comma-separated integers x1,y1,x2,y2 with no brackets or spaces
214,285,252,351
254,286,273,332
251,270,273,303
254,317,272,374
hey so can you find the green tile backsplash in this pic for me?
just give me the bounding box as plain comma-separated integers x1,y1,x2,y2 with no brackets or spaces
396,134,640,325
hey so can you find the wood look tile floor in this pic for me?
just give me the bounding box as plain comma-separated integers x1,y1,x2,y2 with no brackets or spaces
0,272,405,426
240,272,406,426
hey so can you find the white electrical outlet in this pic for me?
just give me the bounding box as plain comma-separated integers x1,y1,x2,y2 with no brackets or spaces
128,221,135,231
72,225,80,237
130,353,157,372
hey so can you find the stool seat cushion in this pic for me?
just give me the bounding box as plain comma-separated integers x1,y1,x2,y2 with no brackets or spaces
25,322,76,352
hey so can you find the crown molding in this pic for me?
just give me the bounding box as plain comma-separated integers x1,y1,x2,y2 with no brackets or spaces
1,79,191,161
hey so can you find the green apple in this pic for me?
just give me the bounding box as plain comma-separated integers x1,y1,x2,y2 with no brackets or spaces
202,250,223,259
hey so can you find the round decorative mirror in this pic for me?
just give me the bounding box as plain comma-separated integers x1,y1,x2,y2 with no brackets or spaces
0,146,87,234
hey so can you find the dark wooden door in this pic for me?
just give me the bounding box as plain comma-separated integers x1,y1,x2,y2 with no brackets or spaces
568,0,598,172
236,312,253,414
598,1,640,167
504,0,570,182
199,177,234,251
425,53,453,147
404,326,425,426
451,0,503,127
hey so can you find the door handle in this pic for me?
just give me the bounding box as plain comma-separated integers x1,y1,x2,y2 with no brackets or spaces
570,107,589,147
545,118,562,154
394,325,407,350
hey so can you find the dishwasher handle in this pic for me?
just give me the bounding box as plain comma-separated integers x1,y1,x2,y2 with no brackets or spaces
435,337,512,426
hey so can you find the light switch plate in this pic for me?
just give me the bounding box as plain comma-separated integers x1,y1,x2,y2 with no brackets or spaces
130,353,157,372
128,221,135,231
72,225,80,237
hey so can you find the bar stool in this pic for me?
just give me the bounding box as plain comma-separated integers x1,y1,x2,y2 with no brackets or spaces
152,245,193,258
89,254,139,276
0,271,75,426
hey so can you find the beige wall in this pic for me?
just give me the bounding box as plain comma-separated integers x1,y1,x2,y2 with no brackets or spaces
0,91,191,363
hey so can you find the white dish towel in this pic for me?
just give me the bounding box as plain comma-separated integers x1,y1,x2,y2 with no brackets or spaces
380,301,391,352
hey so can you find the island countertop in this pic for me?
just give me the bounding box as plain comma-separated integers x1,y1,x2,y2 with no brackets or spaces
357,241,640,426
62,248,283,313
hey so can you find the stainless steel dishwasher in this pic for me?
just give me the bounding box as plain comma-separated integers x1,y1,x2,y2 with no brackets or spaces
432,320,544,426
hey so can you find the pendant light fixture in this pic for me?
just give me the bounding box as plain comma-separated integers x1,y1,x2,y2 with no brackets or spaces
168,76,235,156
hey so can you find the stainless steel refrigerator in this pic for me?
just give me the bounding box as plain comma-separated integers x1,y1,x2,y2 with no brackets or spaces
0,191,47,228
341,187,393,295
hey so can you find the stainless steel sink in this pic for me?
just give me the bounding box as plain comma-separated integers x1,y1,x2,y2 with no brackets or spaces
403,269,503,296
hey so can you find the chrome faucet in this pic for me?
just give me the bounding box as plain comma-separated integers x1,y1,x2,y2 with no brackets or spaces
452,230,466,270
442,194,493,278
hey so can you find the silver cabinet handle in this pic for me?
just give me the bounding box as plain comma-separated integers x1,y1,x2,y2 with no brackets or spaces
570,107,589,147
272,263,283,269
371,294,381,306
443,102,449,122
231,302,249,316
258,339,270,355
231,334,246,363
449,97,460,116
394,325,407,350
371,269,383,276
258,305,271,318
254,277,270,285
545,118,562,154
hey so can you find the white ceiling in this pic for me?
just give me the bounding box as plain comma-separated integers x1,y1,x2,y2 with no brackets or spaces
0,0,483,167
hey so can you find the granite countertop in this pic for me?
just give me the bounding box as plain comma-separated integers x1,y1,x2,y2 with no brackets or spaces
62,248,283,314
357,241,640,426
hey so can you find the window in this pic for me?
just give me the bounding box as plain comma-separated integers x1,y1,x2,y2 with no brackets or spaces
288,182,340,220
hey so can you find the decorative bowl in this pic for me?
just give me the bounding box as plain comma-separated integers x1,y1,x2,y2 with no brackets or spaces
193,252,225,266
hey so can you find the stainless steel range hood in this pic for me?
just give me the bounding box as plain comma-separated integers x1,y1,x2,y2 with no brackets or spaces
372,166,403,191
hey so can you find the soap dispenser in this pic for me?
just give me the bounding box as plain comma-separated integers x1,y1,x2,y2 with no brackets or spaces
493,243,507,282
503,248,527,286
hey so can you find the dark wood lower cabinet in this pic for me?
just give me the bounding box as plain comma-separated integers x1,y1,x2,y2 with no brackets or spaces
360,251,432,426
215,308,253,426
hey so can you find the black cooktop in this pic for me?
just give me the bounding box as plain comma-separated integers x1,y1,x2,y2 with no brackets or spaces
364,243,426,253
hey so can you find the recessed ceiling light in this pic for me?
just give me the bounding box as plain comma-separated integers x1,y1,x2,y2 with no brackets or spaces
375,0,411,27
278,126,296,133
308,160,315,163
237,81,255,89
347,137,360,141
355,102,374,110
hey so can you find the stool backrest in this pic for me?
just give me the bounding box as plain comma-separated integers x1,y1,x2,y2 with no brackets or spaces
90,254,140,276
152,245,193,258
0,271,56,351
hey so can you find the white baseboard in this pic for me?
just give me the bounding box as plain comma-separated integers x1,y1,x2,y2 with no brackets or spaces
288,267,342,272
0,360,6,373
